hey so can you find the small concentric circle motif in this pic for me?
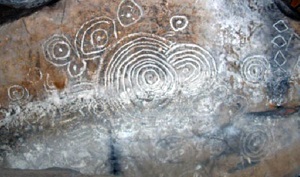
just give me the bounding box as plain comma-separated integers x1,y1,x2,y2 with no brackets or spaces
241,55,270,84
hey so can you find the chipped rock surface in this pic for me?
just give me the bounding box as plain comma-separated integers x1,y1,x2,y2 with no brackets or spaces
0,0,300,176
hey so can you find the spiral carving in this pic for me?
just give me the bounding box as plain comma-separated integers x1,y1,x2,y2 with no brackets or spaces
102,33,177,112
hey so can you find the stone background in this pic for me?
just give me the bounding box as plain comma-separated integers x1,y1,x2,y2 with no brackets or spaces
0,0,300,176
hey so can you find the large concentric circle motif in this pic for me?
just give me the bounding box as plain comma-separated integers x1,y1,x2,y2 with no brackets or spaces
166,44,217,96
43,34,73,66
103,33,177,112
241,55,270,84
241,129,270,162
75,16,117,59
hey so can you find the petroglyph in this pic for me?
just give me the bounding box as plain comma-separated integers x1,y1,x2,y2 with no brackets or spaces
43,34,74,67
170,15,189,32
8,85,29,102
166,44,217,96
74,16,117,59
1,0,300,176
117,0,143,27
241,55,270,85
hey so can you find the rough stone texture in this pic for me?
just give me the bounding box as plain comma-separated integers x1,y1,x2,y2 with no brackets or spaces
0,0,300,176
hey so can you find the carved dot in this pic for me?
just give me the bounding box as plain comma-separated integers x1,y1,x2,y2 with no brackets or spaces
53,42,70,59
92,30,108,48
73,65,77,71
126,13,132,18
144,71,159,85
176,20,183,25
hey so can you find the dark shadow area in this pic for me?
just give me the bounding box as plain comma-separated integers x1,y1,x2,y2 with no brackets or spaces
109,139,122,176
274,0,300,20
0,0,60,25
0,167,114,177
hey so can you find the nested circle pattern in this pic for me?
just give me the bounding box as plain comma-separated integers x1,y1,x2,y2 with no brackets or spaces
103,33,177,111
166,44,217,96
241,129,270,162
43,35,73,66
75,16,117,59
241,55,270,84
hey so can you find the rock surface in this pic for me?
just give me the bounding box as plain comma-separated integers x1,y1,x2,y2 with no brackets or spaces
0,0,299,176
